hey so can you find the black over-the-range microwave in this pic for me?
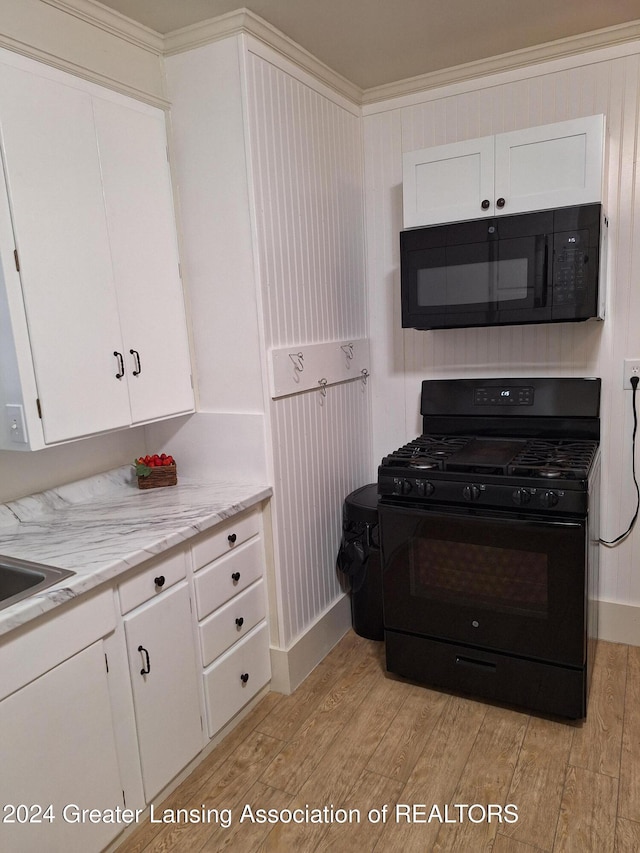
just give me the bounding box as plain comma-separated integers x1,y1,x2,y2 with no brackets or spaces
400,203,606,331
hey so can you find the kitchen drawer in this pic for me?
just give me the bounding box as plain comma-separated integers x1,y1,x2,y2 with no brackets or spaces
118,548,187,614
194,537,263,621
199,579,266,667
203,621,270,738
192,509,261,571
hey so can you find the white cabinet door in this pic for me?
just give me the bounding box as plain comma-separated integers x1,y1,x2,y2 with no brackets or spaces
404,116,604,228
124,582,202,802
403,136,495,227
0,641,124,853
0,63,131,443
494,115,604,215
93,98,194,424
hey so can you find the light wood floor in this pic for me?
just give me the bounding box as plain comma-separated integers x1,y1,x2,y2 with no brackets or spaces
115,630,640,853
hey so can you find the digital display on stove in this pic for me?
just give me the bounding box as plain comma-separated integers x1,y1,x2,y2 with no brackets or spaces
473,386,534,406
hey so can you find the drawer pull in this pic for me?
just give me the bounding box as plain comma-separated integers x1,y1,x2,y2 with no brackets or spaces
235,617,244,628
240,672,249,684
231,572,241,583
138,645,151,676
228,533,237,544
154,575,166,588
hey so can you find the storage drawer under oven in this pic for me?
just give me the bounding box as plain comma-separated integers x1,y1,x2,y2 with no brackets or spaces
385,629,586,718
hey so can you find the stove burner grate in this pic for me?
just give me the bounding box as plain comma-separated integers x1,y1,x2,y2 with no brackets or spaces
507,439,598,479
382,435,470,470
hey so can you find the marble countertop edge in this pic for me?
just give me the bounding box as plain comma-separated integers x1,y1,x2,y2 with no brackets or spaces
0,474,272,639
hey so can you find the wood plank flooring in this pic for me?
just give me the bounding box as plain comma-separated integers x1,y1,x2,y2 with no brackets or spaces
115,632,640,853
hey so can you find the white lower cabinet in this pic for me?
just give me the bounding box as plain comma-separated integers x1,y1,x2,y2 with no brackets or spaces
0,506,271,852
0,590,123,853
123,581,203,802
203,622,271,738
192,510,271,738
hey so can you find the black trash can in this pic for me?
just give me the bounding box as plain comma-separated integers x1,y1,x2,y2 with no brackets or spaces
336,483,383,640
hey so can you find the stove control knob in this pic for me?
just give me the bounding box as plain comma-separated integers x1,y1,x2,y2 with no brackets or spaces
512,488,531,506
394,478,413,495
463,484,481,501
416,479,434,497
540,490,559,508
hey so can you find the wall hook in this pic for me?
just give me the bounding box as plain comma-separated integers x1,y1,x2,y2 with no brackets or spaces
361,368,369,386
289,352,304,372
341,343,354,360
318,378,328,397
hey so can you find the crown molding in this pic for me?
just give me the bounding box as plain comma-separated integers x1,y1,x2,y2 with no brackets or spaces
9,3,640,112
162,7,363,105
361,18,640,106
41,0,163,54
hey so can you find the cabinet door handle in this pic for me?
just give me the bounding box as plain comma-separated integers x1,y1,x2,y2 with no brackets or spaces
235,617,244,628
481,199,490,210
154,575,166,588
240,672,249,684
138,645,151,675
114,351,125,379
496,197,506,208
228,533,237,544
231,572,241,583
130,349,142,376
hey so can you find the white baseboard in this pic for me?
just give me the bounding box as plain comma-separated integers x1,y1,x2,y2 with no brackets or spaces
598,600,640,646
269,595,352,694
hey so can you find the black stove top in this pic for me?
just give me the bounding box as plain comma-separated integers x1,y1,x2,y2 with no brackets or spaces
378,377,601,515
381,434,598,481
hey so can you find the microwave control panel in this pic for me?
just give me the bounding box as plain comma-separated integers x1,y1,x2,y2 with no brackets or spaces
552,229,589,305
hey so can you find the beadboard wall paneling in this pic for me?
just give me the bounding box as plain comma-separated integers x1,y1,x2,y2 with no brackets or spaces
269,379,370,647
245,49,370,648
363,51,640,608
245,51,366,349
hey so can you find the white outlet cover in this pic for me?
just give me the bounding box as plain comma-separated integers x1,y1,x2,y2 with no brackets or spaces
6,403,28,443
623,359,640,389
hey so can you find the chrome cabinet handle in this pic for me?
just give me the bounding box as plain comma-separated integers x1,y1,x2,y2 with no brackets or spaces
130,349,142,376
114,351,125,379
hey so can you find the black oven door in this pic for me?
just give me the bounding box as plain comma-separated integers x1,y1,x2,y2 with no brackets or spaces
380,504,586,667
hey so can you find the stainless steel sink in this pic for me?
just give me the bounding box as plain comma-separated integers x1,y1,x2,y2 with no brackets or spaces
0,555,75,612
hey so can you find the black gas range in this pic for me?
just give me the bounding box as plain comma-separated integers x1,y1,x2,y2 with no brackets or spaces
378,377,601,719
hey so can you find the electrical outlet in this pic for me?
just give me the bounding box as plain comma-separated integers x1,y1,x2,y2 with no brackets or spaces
623,359,640,389
6,404,27,443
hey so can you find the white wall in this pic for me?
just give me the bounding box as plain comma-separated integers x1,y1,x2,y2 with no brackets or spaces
363,46,640,631
166,35,370,661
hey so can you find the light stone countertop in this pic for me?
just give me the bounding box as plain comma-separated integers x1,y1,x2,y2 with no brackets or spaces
0,465,272,637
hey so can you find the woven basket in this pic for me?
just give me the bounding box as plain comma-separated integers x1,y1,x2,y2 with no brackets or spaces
137,464,177,490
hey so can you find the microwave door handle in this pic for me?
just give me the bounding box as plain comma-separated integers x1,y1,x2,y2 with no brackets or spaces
534,235,550,307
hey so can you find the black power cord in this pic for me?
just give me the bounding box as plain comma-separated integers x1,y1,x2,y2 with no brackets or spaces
600,374,640,546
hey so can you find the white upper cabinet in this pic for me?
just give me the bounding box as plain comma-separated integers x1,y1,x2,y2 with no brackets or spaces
403,115,605,228
0,52,194,450
0,63,132,444
93,99,194,425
